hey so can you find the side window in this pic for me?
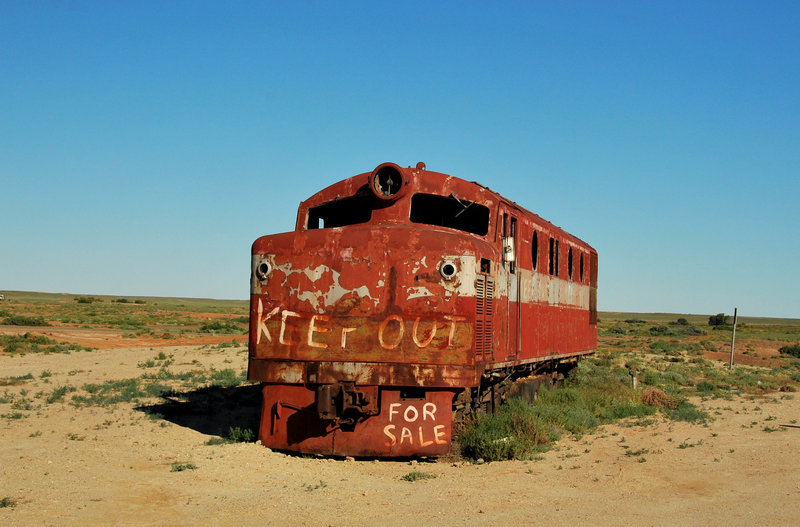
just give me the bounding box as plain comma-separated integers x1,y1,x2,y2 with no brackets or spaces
548,237,554,275
509,217,516,274
580,252,584,282
531,231,538,271
555,240,560,277
568,247,573,280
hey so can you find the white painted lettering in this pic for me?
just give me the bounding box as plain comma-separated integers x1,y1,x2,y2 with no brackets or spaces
443,315,466,347
279,310,300,345
383,424,397,447
307,314,329,349
388,403,401,422
256,299,280,345
412,318,437,348
403,405,419,423
422,402,437,421
418,426,434,447
433,424,447,445
378,315,404,350
399,427,413,445
340,327,356,349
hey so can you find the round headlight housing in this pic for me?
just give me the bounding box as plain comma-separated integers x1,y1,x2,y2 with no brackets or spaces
440,260,457,281
370,163,406,200
254,259,271,281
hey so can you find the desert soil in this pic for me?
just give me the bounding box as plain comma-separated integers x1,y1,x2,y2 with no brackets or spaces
1,334,799,526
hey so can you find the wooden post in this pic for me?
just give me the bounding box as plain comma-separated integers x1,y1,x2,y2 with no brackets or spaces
729,308,738,370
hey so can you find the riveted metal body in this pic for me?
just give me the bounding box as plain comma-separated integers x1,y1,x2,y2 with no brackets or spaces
248,162,597,457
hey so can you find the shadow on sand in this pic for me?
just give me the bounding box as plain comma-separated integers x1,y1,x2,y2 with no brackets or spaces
136,384,262,438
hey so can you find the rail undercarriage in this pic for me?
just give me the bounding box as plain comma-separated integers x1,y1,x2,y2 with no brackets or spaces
451,355,589,424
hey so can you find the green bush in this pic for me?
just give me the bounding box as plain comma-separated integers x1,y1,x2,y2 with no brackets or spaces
75,296,102,304
649,325,673,336
228,426,255,442
3,315,49,326
198,320,246,334
664,400,707,423
778,343,800,359
696,380,716,393
675,325,706,336
458,398,557,461
709,313,729,326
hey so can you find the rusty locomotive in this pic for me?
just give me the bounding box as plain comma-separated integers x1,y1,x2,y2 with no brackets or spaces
248,162,597,457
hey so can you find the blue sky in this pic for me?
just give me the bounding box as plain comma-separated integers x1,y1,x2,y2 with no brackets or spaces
1,1,798,318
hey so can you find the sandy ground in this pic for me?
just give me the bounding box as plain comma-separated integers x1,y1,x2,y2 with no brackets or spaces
1,343,799,526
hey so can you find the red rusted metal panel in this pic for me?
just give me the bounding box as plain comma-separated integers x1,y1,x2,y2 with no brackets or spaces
248,162,598,457
259,384,455,457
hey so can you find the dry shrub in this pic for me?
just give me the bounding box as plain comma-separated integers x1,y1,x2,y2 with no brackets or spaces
641,386,677,409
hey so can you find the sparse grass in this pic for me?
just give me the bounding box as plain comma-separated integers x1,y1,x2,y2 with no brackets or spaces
69,364,251,409
198,320,247,334
228,426,255,442
205,437,232,446
46,386,76,404
304,480,327,491
457,343,726,460
3,314,49,326
0,373,34,386
1,333,94,355
0,496,16,508
71,378,172,407
401,471,437,482
678,438,703,449
170,462,197,472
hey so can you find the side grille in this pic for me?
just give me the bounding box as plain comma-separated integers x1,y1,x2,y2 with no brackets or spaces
475,275,494,358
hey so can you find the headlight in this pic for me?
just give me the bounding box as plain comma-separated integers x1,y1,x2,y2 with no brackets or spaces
370,163,407,200
439,259,457,281
253,255,273,282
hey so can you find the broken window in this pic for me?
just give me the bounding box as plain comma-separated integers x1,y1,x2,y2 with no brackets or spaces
307,193,374,229
409,194,490,236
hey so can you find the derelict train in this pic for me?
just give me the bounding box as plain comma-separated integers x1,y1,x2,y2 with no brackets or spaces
248,162,597,457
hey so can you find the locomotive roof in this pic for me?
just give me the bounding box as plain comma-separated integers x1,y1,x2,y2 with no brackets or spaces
297,162,595,253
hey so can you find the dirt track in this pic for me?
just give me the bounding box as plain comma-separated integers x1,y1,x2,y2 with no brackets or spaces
2,342,799,526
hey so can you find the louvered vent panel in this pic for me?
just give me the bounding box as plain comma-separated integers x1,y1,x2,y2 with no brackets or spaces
474,275,494,358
